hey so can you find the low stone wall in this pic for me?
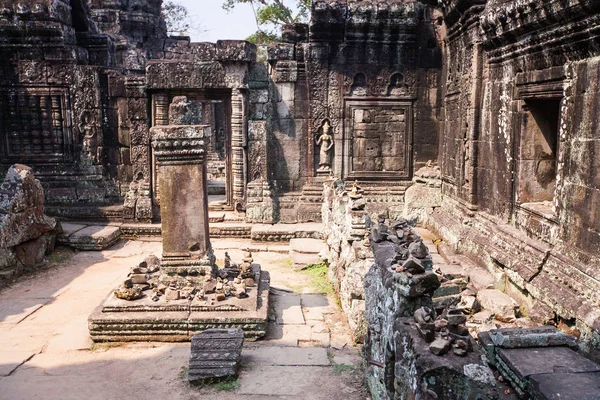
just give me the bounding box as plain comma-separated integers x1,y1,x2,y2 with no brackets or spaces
0,164,59,279
363,221,502,399
321,181,373,342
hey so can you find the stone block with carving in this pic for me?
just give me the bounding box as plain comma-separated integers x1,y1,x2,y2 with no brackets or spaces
188,328,244,384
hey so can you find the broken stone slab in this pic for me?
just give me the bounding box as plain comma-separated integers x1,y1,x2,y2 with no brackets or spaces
488,326,578,349
476,289,518,322
497,346,600,381
188,328,244,384
66,225,121,251
528,371,600,400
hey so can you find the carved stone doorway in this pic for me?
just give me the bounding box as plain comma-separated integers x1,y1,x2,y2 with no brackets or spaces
150,89,234,218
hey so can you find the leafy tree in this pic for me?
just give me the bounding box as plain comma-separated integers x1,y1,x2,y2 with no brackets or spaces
162,1,206,37
222,0,311,43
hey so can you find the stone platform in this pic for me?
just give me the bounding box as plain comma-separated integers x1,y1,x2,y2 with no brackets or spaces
88,266,270,342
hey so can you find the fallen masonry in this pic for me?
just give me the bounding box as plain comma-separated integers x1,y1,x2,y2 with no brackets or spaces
188,328,244,384
480,327,600,399
364,218,506,399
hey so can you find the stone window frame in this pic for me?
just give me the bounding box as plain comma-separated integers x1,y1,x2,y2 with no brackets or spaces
0,86,73,165
342,98,414,181
513,68,565,222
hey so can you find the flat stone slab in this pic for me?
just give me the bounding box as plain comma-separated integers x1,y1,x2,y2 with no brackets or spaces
289,238,325,254
244,346,330,366
497,346,600,380
57,223,87,241
66,225,121,250
272,292,305,325
0,299,50,325
529,371,600,400
477,289,518,321
0,351,35,376
188,328,244,384
290,251,321,270
237,365,332,396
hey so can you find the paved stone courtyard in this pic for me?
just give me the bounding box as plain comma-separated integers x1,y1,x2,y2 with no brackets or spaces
0,239,367,400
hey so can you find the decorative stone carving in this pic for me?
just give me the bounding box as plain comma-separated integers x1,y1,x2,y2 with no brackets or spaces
315,119,334,174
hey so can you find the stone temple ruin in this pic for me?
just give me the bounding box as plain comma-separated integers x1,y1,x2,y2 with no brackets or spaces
1,0,600,398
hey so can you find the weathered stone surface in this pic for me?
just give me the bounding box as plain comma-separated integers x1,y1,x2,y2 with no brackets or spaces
0,165,57,272
477,289,518,322
67,225,121,251
188,328,244,384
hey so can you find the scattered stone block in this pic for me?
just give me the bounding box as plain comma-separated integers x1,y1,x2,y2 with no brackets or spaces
188,328,244,384
67,225,121,251
489,326,578,349
429,337,452,355
477,289,518,322
165,288,180,300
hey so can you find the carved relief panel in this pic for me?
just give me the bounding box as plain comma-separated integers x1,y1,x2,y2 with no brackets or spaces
0,87,73,164
343,100,413,180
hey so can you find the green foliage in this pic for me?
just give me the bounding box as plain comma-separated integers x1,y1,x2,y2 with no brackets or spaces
246,30,280,44
223,0,311,43
332,363,355,375
214,377,241,391
179,366,189,379
300,262,334,295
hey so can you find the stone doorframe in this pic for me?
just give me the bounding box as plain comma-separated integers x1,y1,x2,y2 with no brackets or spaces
150,91,234,213
144,61,250,218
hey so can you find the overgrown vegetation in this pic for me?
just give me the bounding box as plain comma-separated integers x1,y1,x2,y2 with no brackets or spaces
214,376,241,391
300,262,334,295
332,363,355,375
223,0,311,44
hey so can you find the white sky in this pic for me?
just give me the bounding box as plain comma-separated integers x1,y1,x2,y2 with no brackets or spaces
175,0,259,42
173,0,299,42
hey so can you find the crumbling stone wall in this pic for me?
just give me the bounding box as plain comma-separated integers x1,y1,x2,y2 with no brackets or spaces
428,0,600,358
322,180,373,342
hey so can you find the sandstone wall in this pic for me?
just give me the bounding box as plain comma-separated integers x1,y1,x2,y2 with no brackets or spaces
431,0,600,358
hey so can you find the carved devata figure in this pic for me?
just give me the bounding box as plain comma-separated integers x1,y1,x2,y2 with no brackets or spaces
316,120,334,173
79,110,99,163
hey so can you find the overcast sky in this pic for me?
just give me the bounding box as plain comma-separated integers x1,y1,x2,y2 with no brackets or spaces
173,0,300,42
174,0,260,42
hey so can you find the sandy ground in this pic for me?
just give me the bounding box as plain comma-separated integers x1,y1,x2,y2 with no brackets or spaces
0,239,369,400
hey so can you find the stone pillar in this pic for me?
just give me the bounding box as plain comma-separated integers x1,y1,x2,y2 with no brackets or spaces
231,88,246,209
150,125,216,278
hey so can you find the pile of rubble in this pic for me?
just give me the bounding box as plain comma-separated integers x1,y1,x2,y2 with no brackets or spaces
364,218,503,399
114,250,258,304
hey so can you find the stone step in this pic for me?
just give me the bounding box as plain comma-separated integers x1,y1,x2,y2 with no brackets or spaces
289,238,325,255
290,251,322,270
58,223,121,250
119,222,325,242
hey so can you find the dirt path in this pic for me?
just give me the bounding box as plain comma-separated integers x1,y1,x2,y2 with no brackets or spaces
0,239,369,400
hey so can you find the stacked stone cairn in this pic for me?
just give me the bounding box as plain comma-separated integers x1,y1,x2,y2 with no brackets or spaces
365,218,500,399
114,250,256,304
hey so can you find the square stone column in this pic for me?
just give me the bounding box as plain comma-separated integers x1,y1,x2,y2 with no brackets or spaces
151,125,216,278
